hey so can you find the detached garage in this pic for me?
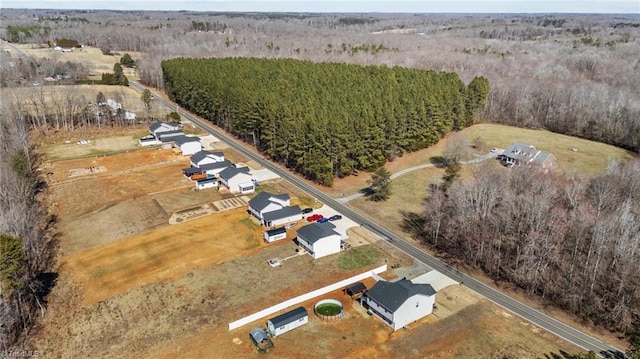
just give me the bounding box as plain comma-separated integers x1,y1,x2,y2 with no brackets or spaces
195,177,219,190
267,306,308,337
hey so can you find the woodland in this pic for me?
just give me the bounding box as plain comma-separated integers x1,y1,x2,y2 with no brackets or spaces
162,57,488,185
1,8,640,352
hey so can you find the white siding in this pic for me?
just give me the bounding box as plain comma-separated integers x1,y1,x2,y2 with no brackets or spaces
223,174,253,193
266,213,302,227
392,294,435,330
264,232,287,242
180,142,201,156
311,234,341,259
267,315,308,337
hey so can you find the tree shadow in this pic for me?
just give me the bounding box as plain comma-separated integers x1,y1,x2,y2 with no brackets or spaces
400,210,426,239
430,156,447,168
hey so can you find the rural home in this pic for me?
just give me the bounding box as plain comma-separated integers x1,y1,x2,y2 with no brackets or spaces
157,130,185,142
199,160,232,177
248,192,290,221
219,166,255,194
296,222,341,259
266,306,309,337
264,227,287,243
190,150,225,167
195,177,219,190
173,136,201,156
262,206,302,228
363,279,437,331
149,121,182,140
497,142,557,171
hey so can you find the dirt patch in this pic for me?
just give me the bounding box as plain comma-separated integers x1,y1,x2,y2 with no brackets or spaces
68,165,107,177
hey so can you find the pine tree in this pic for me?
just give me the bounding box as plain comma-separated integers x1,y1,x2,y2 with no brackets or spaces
367,166,392,201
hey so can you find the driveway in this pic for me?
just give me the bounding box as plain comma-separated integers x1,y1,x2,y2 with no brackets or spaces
303,204,359,240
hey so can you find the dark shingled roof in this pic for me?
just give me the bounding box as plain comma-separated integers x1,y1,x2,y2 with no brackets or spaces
263,206,301,222
248,191,289,212
218,166,251,181
266,227,286,237
365,279,436,313
157,130,184,141
345,282,367,296
174,135,200,146
190,150,225,164
183,167,203,176
199,160,232,172
268,307,308,328
149,121,180,133
297,222,338,244
250,327,269,344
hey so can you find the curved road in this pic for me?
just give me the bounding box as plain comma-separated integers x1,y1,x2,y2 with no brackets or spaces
130,81,625,358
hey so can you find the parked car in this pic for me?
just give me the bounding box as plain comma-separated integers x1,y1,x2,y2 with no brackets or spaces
328,215,343,221
317,218,330,223
302,207,313,214
307,214,324,222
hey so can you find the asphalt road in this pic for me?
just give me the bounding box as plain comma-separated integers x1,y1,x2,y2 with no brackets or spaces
130,81,626,358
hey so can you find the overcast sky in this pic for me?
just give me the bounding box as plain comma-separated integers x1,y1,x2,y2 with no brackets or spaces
1,0,639,13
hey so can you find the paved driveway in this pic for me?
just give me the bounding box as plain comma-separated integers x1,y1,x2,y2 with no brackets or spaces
303,204,359,240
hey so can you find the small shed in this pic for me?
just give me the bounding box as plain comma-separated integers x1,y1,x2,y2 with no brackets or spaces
267,306,308,337
264,227,287,243
344,282,367,299
195,177,219,190
249,327,273,353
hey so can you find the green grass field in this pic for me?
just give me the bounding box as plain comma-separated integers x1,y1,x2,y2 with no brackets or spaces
338,245,384,271
315,303,342,316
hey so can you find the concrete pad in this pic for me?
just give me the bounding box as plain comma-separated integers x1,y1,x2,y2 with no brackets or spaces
199,135,220,150
304,204,359,240
411,270,459,291
252,168,281,183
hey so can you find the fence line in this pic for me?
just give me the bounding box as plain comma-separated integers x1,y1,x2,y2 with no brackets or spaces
228,264,387,331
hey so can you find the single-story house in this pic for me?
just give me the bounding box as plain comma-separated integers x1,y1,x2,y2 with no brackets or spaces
195,177,219,190
173,136,201,156
262,206,302,228
199,160,232,177
190,150,225,168
247,192,290,221
267,306,309,337
219,166,254,194
344,282,367,299
496,142,557,171
363,279,437,331
156,130,185,142
296,222,341,259
149,121,182,140
264,227,287,243
139,135,158,147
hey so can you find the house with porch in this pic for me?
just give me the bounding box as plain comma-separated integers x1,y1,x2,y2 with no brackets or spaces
497,142,557,171
190,150,225,168
248,192,290,221
219,166,255,194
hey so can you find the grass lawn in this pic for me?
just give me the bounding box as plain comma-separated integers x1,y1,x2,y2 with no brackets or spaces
337,245,384,271
315,303,342,316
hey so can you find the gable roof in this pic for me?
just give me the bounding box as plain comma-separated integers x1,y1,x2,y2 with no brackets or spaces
248,192,290,212
266,227,287,237
263,206,301,223
157,130,184,140
500,142,554,166
199,160,232,172
250,327,269,344
174,136,200,146
190,150,224,164
365,279,436,313
268,306,308,328
218,166,252,181
149,121,180,133
183,167,203,176
297,222,339,244
345,282,367,296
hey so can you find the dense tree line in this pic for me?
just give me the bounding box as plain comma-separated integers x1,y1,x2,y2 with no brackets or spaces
412,160,640,336
0,103,57,350
162,57,488,185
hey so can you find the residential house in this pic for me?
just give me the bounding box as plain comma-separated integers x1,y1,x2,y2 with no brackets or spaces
363,279,437,331
199,160,232,177
190,150,225,168
149,121,182,140
262,206,302,228
139,135,158,146
296,222,341,259
219,166,254,194
266,307,309,337
247,192,290,221
173,136,201,156
497,142,557,171
157,130,185,142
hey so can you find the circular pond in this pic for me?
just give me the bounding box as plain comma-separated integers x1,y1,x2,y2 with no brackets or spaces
314,299,344,321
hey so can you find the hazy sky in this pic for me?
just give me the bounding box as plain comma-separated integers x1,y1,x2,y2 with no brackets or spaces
1,0,639,13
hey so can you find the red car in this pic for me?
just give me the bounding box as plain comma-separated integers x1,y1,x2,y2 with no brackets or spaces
307,214,324,222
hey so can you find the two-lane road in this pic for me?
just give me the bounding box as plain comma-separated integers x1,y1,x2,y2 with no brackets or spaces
130,81,625,358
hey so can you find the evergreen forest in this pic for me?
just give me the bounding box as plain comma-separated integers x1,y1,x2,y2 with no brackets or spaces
162,57,489,185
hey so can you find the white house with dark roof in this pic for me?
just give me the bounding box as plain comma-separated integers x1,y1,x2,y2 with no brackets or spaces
248,192,290,220
174,136,201,156
363,279,437,331
296,222,341,259
190,150,225,168
262,205,302,228
497,142,557,171
267,306,308,337
199,160,232,177
156,130,184,142
149,121,181,140
219,166,254,194
195,177,219,190
264,227,287,242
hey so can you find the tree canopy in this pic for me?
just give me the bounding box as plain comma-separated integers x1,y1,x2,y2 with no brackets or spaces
162,57,488,185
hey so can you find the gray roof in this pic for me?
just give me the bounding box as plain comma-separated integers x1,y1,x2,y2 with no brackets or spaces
183,167,203,176
266,227,286,237
297,222,338,244
268,306,308,328
190,150,224,164
499,142,554,166
263,206,301,223
196,178,218,185
150,121,180,133
218,166,251,181
174,136,200,146
248,192,291,212
199,160,232,172
365,279,436,313
250,327,269,344
157,130,184,140
345,282,366,295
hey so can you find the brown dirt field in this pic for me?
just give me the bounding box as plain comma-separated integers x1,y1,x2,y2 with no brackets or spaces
40,131,146,161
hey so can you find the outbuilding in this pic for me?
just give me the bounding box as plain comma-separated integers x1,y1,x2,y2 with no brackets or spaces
195,177,219,190
264,227,287,243
249,327,273,352
267,306,308,337
344,282,367,299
